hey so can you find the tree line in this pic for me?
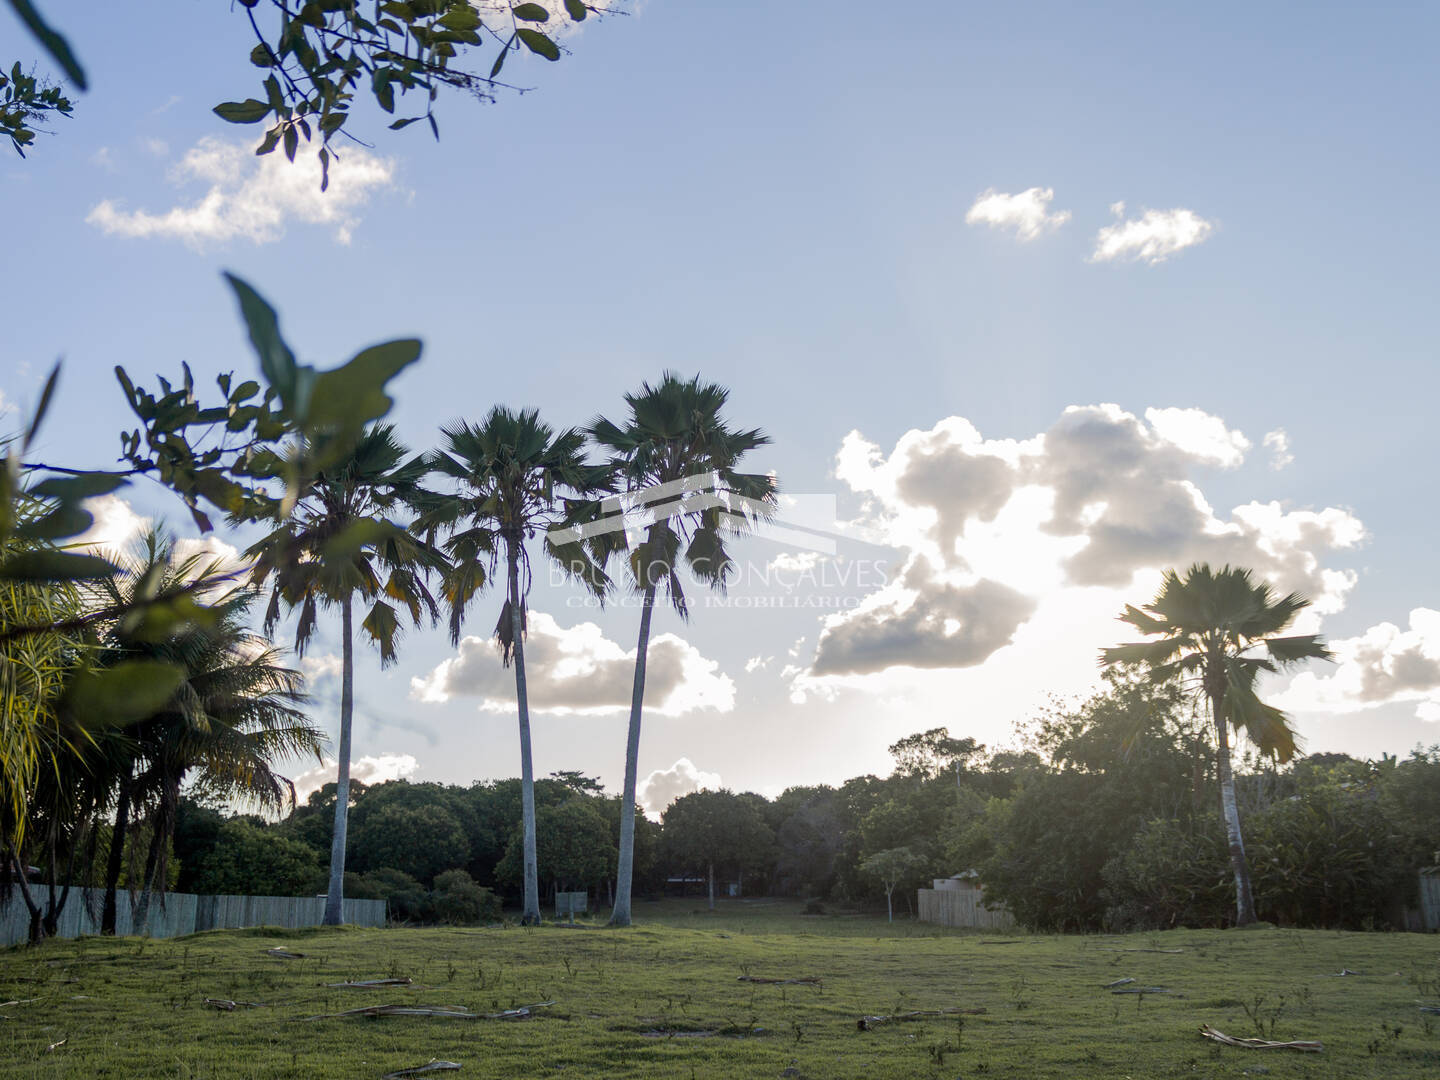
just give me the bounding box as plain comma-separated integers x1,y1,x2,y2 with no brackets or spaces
1,273,773,942
151,678,1440,934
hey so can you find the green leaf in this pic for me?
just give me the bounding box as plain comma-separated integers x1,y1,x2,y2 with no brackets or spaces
223,274,298,405
0,550,117,581
23,362,60,450
305,339,422,434
230,379,262,403
250,43,277,67
564,0,588,20
9,0,87,89
282,123,299,162
389,116,423,130
213,99,273,124
512,3,551,21
62,661,187,726
29,472,128,501
516,28,560,61
438,5,483,30
15,503,93,542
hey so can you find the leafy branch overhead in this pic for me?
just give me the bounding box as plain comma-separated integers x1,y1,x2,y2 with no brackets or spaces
218,0,607,188
0,61,73,157
6,1,618,181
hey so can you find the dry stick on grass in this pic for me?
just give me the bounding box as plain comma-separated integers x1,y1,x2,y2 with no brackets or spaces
1199,1025,1323,1052
299,1002,555,1022
380,1061,462,1078
736,976,822,986
857,1007,987,1031
1103,978,1136,989
1418,1005,1440,1014
1112,987,1176,995
204,998,267,1010
328,978,414,989
45,1039,66,1052
264,948,305,960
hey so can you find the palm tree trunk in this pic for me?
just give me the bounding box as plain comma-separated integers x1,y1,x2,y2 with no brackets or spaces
707,861,715,911
323,594,355,927
509,539,541,926
886,885,894,923
102,770,132,935
1213,694,1257,926
8,851,44,944
609,580,657,927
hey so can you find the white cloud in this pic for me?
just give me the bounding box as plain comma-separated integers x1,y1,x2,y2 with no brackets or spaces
90,146,116,172
965,187,1071,241
293,752,419,804
803,404,1363,688
745,655,772,673
638,757,721,816
87,136,397,248
301,653,344,683
411,611,735,716
73,494,151,557
1089,204,1214,264
1264,429,1294,470
1274,609,1440,721
0,389,12,416
1145,407,1250,468
141,137,169,157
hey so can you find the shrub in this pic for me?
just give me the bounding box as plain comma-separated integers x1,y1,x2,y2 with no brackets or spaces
428,869,502,925
1102,816,1231,930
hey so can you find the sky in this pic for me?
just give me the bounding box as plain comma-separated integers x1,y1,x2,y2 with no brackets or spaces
4,1,1439,813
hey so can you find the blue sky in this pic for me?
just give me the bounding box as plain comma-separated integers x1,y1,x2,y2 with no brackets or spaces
4,1,1438,809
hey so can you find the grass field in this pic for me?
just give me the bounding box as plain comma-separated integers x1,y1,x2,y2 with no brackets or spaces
2,898,1438,1078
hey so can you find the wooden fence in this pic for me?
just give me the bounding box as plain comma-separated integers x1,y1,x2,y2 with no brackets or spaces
917,886,1015,930
2,887,385,946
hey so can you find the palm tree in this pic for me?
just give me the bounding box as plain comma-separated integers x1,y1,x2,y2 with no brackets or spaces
588,373,776,926
1100,563,1332,925
89,533,326,932
414,407,609,925
246,425,444,926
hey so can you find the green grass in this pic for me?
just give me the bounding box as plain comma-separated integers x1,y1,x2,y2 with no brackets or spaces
2,898,1438,1078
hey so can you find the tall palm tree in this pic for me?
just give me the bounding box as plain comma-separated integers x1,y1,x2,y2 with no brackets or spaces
414,406,609,925
1100,563,1332,925
89,533,325,932
246,425,444,926
588,373,776,926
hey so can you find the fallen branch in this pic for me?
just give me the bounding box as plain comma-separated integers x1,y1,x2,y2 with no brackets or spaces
737,976,822,986
299,1002,554,1022
204,998,267,1011
857,1007,986,1030
976,940,1021,945
301,1005,481,1021
328,978,414,989
1324,969,1364,977
264,948,305,960
46,1039,66,1053
1112,987,1175,995
1104,978,1135,989
1199,1025,1322,1052
1418,1004,1440,1015
381,1061,462,1078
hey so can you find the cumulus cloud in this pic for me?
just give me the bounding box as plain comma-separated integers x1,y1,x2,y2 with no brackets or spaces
411,611,735,716
87,136,397,248
73,494,151,557
965,187,1071,241
812,563,1036,676
1264,429,1294,470
1089,202,1214,264
638,757,721,816
301,653,343,683
293,752,419,804
1274,609,1440,721
1145,407,1250,468
805,403,1364,684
